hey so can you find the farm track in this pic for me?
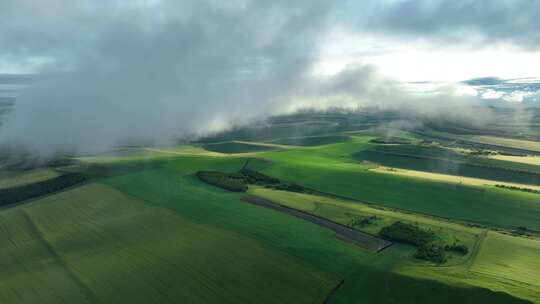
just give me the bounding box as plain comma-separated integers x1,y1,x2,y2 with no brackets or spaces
241,195,392,253
18,209,99,304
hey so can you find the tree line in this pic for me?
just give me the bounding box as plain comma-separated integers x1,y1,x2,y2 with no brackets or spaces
0,173,86,206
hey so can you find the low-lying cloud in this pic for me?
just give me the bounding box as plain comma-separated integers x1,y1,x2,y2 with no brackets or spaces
0,0,536,156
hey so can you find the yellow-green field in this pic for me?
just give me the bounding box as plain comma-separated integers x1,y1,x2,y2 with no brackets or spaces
248,187,540,302
0,183,338,304
466,135,540,152
249,187,481,264
489,155,540,166
471,232,540,290
370,166,540,191
0,169,60,189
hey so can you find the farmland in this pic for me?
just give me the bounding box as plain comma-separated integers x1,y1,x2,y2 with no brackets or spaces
0,183,339,303
371,166,540,191
353,144,540,185
471,232,540,289
257,139,540,231
0,110,539,303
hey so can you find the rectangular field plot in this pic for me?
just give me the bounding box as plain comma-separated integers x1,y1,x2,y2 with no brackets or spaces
0,183,338,304
471,232,540,289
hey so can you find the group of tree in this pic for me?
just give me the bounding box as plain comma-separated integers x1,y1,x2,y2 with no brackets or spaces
0,173,86,206
196,171,248,192
350,215,379,228
495,184,540,195
197,169,306,193
379,221,468,264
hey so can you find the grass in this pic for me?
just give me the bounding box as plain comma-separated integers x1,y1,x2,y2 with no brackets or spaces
256,138,540,230
0,148,535,303
247,187,536,303
249,187,480,265
0,169,60,189
0,208,92,303
0,183,338,304
471,232,540,289
99,154,532,302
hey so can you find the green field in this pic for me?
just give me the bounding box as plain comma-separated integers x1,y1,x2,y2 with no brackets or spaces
1,110,540,303
471,232,540,289
0,183,338,303
247,187,538,302
257,138,540,231
0,169,60,189
354,144,540,185
249,187,479,264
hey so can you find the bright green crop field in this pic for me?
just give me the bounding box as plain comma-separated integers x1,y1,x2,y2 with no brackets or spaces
0,132,538,303
471,232,540,290
257,138,540,230
0,182,338,303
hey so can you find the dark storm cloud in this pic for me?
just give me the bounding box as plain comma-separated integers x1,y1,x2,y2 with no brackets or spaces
353,0,540,49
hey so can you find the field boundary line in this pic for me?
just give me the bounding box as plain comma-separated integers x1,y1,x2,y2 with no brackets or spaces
241,195,392,253
18,209,99,304
467,230,488,270
323,280,344,304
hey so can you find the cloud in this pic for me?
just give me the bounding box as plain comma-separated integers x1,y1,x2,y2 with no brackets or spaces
351,0,540,49
0,0,535,157
0,0,333,155
289,64,496,127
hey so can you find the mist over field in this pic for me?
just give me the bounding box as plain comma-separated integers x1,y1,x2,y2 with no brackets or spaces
1,0,539,156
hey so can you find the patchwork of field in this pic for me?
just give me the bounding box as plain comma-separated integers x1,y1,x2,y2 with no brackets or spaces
0,183,338,304
241,195,392,252
354,144,540,185
371,166,540,191
466,135,540,153
249,187,480,262
2,117,540,304
258,139,540,230
247,187,537,303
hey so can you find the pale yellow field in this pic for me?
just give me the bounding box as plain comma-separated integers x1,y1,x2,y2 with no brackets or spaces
370,166,540,191
489,154,540,166
466,135,540,152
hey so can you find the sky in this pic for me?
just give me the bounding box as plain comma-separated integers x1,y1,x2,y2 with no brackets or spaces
0,0,539,155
